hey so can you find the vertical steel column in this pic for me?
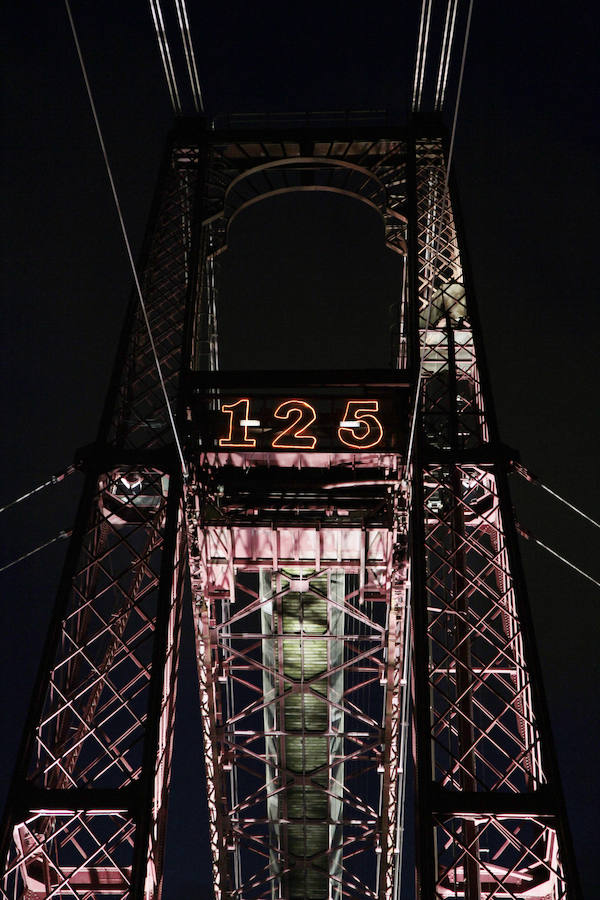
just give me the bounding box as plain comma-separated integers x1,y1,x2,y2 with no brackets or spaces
407,122,438,900
409,121,581,900
0,127,204,900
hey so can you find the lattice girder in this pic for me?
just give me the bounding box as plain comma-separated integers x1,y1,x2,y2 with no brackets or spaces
1,127,200,900
434,815,567,900
2,120,580,900
192,131,409,371
411,133,577,899
423,464,543,795
187,504,409,900
108,145,200,451
1,465,186,900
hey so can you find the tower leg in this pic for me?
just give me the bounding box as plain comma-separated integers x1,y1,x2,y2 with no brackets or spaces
0,463,185,900
409,129,580,900
1,125,203,900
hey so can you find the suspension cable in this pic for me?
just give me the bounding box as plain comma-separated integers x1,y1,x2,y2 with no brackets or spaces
405,0,474,474
412,0,434,111
434,0,460,110
0,466,76,515
174,0,205,113
64,0,189,480
0,530,72,575
513,462,600,531
148,0,182,114
516,523,600,590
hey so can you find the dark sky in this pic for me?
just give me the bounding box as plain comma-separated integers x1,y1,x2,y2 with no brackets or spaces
1,2,598,897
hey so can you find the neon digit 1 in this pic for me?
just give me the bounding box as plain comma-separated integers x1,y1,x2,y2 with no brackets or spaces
218,398,257,448
338,400,384,449
272,400,317,449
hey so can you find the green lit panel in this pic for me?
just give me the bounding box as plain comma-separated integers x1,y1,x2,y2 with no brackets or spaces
282,590,327,635
282,582,329,899
284,691,328,732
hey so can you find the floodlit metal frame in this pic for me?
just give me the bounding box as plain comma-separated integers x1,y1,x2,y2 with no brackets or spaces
0,132,202,900
184,122,413,899
408,126,580,899
186,514,409,900
0,115,580,900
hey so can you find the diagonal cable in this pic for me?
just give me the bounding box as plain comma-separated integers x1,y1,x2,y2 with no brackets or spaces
513,462,600,531
174,0,205,113
0,530,72,574
517,523,600,590
64,0,188,479
434,0,460,110
0,465,76,514
148,0,182,113
412,0,434,111
533,537,600,590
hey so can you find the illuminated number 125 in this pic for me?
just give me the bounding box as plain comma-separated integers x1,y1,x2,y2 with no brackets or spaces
218,398,257,448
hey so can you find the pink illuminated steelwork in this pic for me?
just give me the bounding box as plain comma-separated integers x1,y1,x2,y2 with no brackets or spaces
410,135,578,899
0,136,198,899
186,498,410,899
0,119,579,900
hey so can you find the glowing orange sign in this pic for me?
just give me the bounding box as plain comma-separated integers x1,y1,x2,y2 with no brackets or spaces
216,396,389,450
337,400,384,449
218,398,257,448
272,400,318,449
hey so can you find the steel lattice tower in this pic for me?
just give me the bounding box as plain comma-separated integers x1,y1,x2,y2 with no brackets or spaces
0,116,580,900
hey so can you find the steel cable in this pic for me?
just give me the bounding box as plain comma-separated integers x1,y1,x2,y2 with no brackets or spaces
516,523,600,590
514,462,600,531
0,465,76,515
0,530,72,575
148,0,182,113
434,0,460,110
174,0,204,113
64,0,189,479
412,0,434,112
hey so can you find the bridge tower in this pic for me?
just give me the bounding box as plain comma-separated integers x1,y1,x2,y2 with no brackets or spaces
0,116,580,899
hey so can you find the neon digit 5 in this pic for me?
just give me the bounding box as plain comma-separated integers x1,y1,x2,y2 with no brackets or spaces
272,400,317,449
338,400,384,449
219,398,257,448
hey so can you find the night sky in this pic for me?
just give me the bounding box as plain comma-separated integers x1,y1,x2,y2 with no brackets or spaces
1,2,598,897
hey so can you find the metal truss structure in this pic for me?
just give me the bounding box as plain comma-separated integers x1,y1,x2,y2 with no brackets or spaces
410,136,579,900
1,116,580,900
0,136,198,900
